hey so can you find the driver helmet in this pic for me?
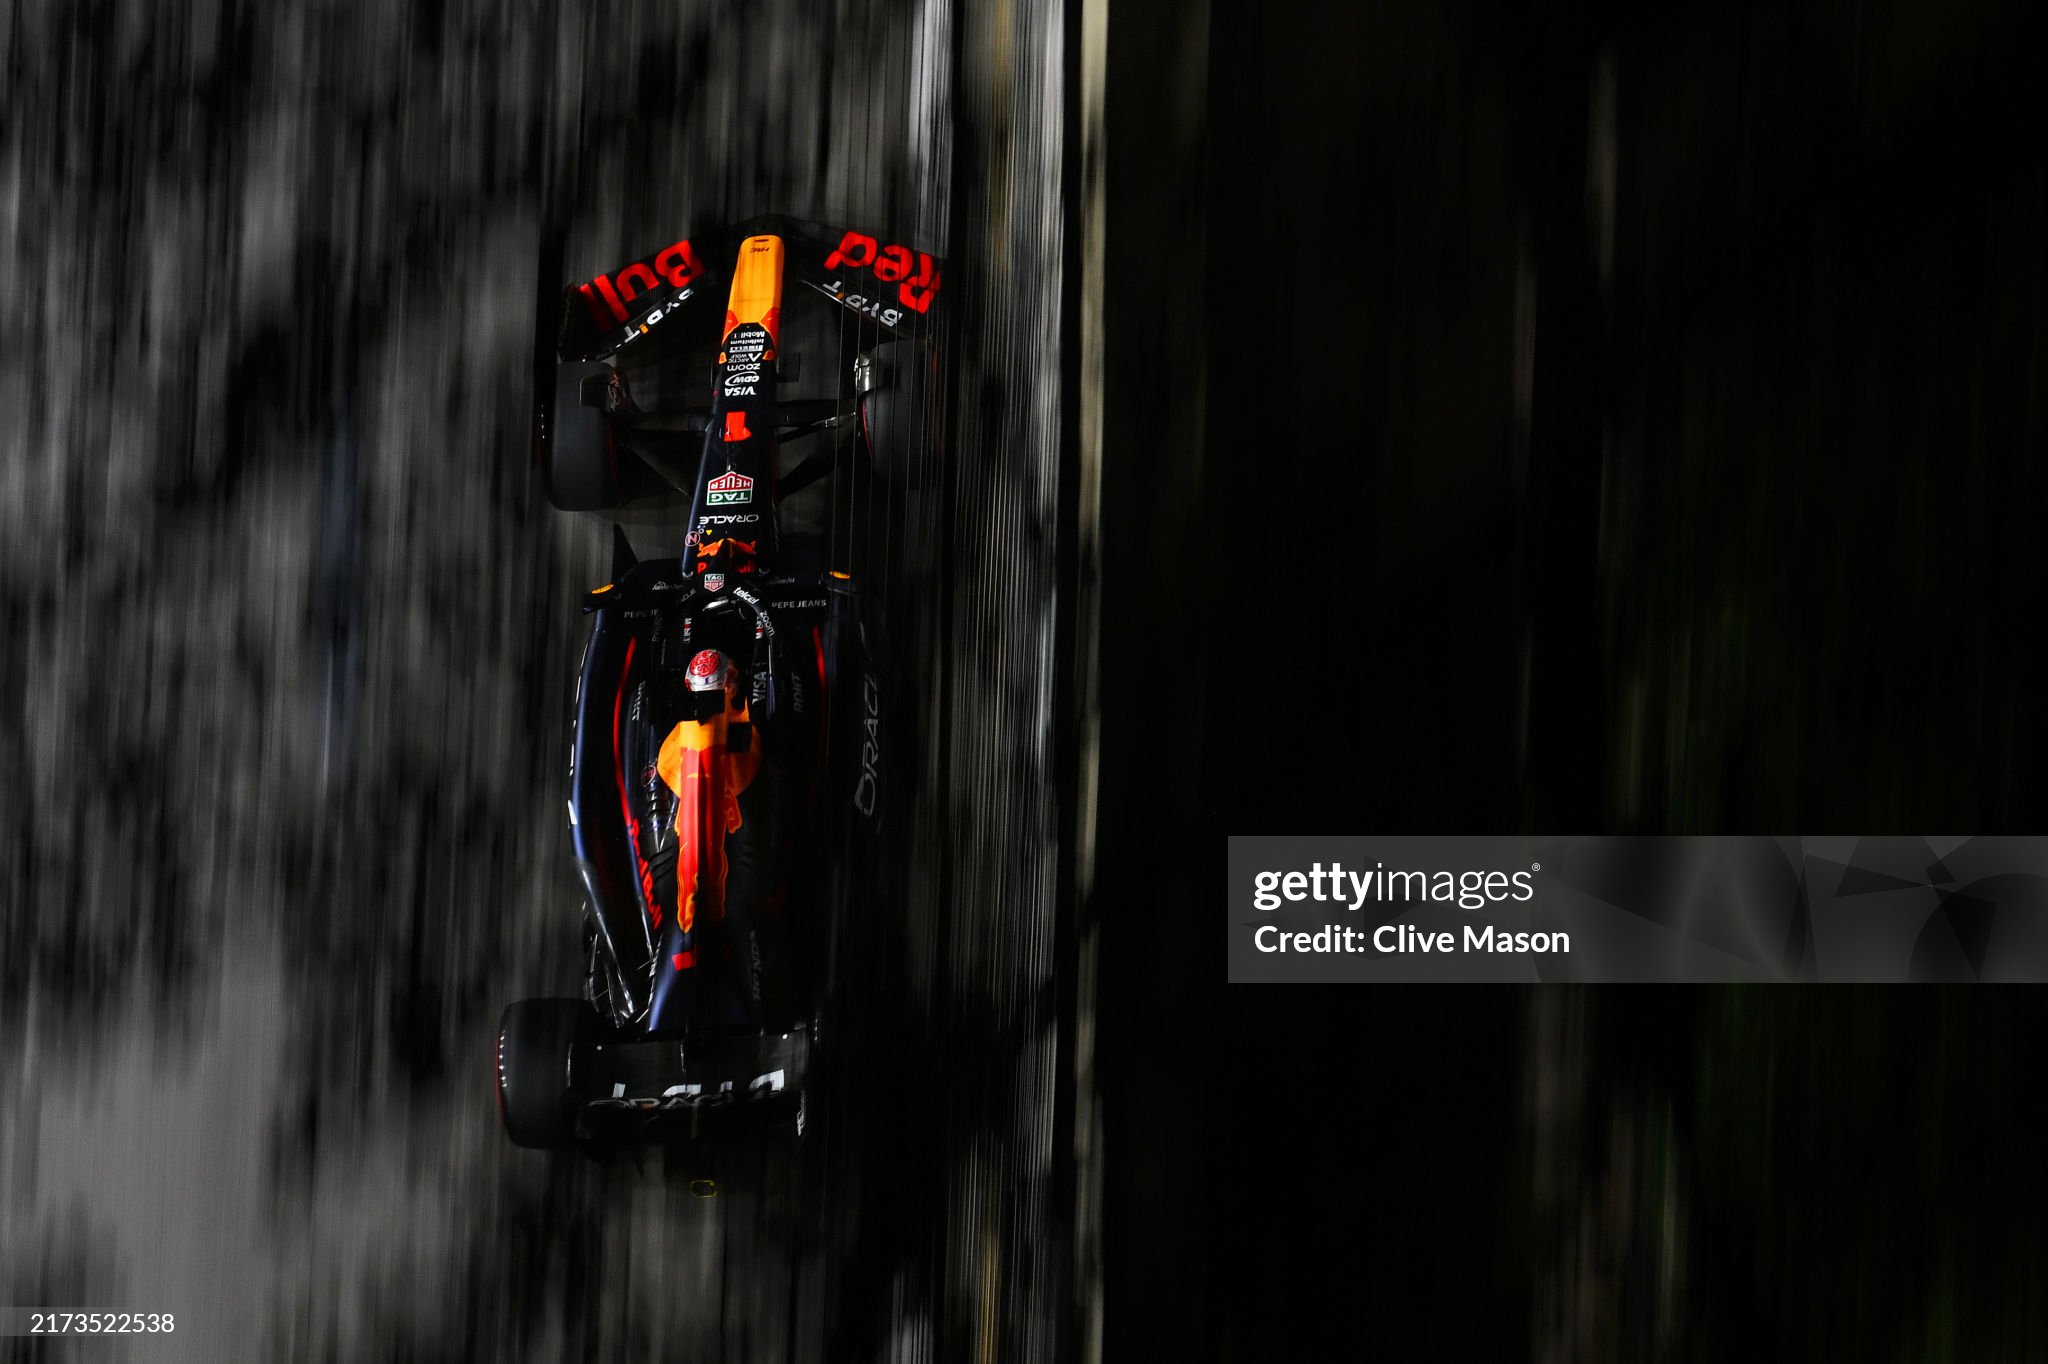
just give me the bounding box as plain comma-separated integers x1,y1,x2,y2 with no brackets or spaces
685,648,739,695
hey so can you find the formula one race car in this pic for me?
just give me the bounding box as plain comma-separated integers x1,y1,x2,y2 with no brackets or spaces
494,216,941,1155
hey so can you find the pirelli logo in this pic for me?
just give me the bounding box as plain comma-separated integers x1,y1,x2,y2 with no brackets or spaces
706,470,754,505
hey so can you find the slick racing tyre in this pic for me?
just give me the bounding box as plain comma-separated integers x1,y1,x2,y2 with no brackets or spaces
536,361,638,511
856,339,939,487
495,997,588,1149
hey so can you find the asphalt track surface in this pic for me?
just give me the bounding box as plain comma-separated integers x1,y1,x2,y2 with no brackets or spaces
1,1,1092,1359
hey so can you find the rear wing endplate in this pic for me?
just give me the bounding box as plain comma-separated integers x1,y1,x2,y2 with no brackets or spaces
555,215,943,362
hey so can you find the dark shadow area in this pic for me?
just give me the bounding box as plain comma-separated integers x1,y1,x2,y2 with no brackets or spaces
1094,0,2048,1357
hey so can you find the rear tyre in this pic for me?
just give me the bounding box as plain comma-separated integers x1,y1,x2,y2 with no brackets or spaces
495,997,588,1149
856,340,938,487
536,361,623,510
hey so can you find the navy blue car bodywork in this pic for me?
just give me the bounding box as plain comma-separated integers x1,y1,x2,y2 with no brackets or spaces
501,215,936,1147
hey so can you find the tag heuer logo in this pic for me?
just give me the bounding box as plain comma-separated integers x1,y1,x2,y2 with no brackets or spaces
706,470,753,505
704,573,725,592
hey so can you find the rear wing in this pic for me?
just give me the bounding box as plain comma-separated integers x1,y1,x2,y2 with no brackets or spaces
555,215,943,362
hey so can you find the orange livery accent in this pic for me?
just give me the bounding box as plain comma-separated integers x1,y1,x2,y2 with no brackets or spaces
695,538,760,568
657,688,763,936
724,234,786,349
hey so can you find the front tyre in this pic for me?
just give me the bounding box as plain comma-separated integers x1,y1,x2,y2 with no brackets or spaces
495,998,588,1149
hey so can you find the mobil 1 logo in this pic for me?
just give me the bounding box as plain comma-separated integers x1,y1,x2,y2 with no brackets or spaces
722,323,771,399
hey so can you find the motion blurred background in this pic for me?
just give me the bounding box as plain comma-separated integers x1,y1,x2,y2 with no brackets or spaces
4,0,1090,1359
6,0,2048,1359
